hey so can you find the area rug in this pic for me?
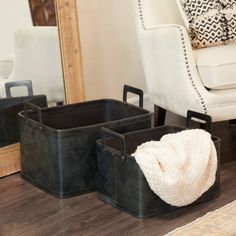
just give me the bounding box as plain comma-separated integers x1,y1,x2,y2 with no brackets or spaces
165,200,236,236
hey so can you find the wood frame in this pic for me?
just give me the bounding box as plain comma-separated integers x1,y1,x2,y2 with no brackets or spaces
54,0,85,104
0,144,20,177
0,0,85,177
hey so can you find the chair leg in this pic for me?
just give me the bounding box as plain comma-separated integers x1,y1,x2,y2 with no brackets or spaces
229,119,236,126
56,101,64,106
154,105,166,126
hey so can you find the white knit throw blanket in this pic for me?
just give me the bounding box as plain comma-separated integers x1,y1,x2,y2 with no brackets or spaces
132,129,217,207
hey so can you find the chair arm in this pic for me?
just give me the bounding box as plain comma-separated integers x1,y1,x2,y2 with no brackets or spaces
6,27,64,104
0,55,14,79
138,24,209,116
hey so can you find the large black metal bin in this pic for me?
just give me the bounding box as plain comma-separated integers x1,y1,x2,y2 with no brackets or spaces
96,111,220,218
19,87,151,198
0,81,47,147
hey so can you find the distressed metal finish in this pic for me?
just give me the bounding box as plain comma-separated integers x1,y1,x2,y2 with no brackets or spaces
0,95,47,147
0,80,47,148
5,80,33,98
96,112,220,218
19,97,151,198
123,85,144,108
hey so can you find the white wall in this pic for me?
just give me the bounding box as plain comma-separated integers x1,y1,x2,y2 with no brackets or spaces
0,0,32,57
0,0,147,102
77,0,147,100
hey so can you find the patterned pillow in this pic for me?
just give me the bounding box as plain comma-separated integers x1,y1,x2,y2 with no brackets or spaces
177,0,236,49
190,12,226,48
181,0,221,20
220,0,236,9
224,10,236,42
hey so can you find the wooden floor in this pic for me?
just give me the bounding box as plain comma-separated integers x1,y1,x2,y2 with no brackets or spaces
0,113,236,236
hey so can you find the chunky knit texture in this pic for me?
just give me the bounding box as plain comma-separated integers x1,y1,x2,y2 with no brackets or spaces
133,129,217,207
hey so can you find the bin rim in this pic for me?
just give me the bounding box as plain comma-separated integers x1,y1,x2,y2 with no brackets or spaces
18,98,151,137
97,125,221,158
0,94,46,102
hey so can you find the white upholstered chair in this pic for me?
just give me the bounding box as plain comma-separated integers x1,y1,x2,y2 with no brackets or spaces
0,27,65,104
135,0,236,125
0,0,32,80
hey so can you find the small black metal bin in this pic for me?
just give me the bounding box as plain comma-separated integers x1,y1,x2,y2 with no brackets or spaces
19,86,151,198
0,80,47,147
96,111,220,218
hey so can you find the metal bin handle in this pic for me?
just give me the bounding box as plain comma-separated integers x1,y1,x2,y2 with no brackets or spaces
123,85,144,108
186,110,212,134
24,102,43,129
5,80,33,98
101,127,126,158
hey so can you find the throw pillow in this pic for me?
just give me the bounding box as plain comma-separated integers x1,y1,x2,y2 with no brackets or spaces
224,10,236,42
177,0,236,49
190,11,226,48
220,0,236,9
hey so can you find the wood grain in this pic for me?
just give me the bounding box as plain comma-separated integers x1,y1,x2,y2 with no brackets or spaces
0,143,20,178
0,162,235,236
54,0,85,104
29,0,57,26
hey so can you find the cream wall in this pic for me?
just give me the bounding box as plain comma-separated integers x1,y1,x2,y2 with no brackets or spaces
0,0,32,57
77,0,147,100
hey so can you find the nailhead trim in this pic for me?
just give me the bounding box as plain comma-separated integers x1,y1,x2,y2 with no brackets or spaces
137,0,207,114
177,26,207,114
138,0,146,29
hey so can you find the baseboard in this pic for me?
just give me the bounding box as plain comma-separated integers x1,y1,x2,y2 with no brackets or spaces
127,94,154,112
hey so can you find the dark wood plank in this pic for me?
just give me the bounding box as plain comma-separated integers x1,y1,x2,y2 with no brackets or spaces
0,161,235,236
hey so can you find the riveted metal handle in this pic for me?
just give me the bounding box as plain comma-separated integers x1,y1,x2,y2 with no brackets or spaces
101,127,126,158
24,102,43,129
123,85,144,108
5,80,33,98
186,110,212,133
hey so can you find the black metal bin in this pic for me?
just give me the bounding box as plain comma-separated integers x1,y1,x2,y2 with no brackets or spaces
0,81,47,147
19,86,151,198
96,111,220,218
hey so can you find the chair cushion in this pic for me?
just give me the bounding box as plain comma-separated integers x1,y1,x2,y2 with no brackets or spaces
176,0,236,49
193,43,236,89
